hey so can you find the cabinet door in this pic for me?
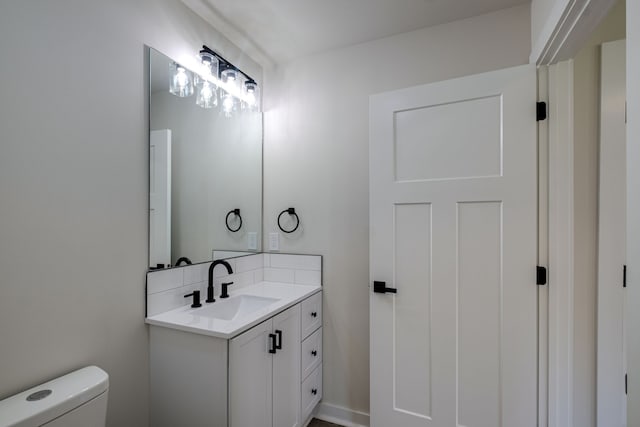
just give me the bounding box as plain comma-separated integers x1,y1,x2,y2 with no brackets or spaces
230,319,273,427
272,305,302,427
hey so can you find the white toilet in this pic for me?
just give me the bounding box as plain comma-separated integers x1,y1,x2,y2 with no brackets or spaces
0,366,109,427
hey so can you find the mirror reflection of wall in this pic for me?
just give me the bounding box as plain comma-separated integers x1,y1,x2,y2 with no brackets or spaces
149,48,262,269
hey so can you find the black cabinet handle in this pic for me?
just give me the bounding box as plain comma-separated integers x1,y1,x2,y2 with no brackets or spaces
311,311,318,318
373,281,397,294
275,330,283,350
311,350,317,357
269,333,277,354
311,388,318,395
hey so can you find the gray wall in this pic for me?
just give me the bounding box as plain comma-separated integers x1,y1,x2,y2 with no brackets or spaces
0,1,260,425
263,4,531,414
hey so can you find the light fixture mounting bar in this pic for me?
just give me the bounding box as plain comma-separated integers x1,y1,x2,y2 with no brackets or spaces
201,45,256,83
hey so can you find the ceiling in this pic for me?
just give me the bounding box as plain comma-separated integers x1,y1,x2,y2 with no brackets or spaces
183,0,530,65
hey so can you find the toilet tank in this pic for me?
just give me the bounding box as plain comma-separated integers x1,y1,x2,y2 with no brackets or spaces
0,366,109,427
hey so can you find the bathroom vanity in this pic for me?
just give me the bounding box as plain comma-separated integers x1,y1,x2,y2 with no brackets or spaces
147,281,323,427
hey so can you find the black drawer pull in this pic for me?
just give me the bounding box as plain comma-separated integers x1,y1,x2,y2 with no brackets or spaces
311,350,318,357
311,311,318,318
269,333,277,354
275,330,283,350
311,388,318,395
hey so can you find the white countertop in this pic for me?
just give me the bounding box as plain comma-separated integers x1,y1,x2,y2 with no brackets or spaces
145,281,321,339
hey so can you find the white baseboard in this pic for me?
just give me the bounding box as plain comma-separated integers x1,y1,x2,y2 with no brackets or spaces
314,402,370,427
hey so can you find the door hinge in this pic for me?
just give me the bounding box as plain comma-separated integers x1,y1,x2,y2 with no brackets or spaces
624,265,627,288
537,266,547,285
537,102,547,121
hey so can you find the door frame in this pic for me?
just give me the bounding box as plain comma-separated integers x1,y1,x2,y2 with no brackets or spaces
534,1,632,425
539,60,576,427
597,39,627,427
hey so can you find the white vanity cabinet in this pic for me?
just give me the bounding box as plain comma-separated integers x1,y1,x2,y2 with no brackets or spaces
299,292,323,422
149,290,322,427
229,305,301,427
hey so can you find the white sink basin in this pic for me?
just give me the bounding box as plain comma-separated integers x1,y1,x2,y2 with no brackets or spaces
146,282,321,339
193,294,279,321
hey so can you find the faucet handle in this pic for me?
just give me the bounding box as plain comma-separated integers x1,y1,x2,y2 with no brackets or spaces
220,282,234,299
184,291,202,308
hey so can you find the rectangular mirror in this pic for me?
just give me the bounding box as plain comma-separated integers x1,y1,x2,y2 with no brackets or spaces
148,47,262,269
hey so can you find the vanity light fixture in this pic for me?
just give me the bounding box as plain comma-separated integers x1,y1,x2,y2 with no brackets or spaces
169,45,260,115
199,45,260,114
169,62,194,97
243,79,259,112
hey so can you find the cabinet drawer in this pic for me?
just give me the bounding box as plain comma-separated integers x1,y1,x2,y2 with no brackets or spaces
301,365,322,422
301,292,322,339
301,327,322,381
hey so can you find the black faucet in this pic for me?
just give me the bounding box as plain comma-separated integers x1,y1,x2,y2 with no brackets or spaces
175,256,192,266
207,259,233,303
220,282,234,299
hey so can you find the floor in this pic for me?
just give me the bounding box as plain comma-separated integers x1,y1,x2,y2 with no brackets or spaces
308,419,344,427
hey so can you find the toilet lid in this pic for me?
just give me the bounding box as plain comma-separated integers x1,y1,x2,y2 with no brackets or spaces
0,366,108,427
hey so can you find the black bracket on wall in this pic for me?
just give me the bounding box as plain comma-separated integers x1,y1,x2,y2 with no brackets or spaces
537,102,547,121
277,207,300,233
537,266,548,285
225,208,243,232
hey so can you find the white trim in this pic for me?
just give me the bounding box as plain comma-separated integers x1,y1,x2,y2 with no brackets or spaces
531,0,617,65
537,65,550,427
314,402,370,427
546,59,575,427
597,39,627,427
626,1,640,425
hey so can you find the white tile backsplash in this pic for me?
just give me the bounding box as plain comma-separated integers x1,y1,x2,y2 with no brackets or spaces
268,254,321,271
147,268,184,294
183,262,208,285
294,269,322,286
254,269,264,283
264,267,295,283
147,283,200,316
146,253,321,316
235,254,264,273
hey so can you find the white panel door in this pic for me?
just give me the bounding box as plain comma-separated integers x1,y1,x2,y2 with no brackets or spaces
272,305,302,427
149,129,171,267
230,319,273,427
370,65,537,427
597,39,626,427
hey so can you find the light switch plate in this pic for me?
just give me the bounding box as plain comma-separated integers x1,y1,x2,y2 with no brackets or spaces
247,232,257,250
269,232,279,251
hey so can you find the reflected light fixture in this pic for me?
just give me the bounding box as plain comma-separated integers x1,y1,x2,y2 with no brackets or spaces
222,93,236,118
169,62,194,97
196,78,217,109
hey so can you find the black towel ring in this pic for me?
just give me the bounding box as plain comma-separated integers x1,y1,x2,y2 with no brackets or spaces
277,207,300,233
225,209,243,232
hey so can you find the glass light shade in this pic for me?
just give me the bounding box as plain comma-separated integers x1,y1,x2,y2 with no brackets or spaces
221,92,236,118
243,79,260,112
195,78,218,109
169,62,194,97
220,67,240,92
200,51,219,78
